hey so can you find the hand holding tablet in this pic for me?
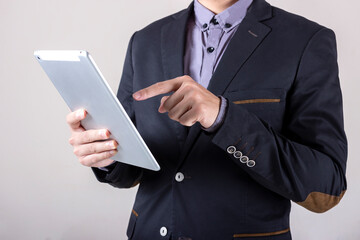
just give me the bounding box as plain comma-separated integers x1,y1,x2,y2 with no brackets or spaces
35,50,160,171
66,108,118,168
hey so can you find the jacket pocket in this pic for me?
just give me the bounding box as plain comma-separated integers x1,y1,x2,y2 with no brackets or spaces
126,209,138,239
224,89,286,131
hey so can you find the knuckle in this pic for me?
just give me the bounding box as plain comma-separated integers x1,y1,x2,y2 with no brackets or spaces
105,151,112,159
178,118,186,125
91,156,98,165
66,113,73,124
181,81,193,91
168,111,175,119
82,132,92,143
179,118,191,127
189,92,197,102
73,147,80,156
161,96,167,103
78,157,86,166
193,105,202,116
197,102,205,110
85,155,96,165
193,91,202,101
183,75,192,81
89,144,97,154
155,82,164,92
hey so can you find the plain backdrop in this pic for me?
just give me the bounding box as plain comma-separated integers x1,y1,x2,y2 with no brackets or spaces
0,0,359,239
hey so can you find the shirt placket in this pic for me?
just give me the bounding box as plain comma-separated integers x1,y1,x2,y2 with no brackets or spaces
200,25,223,88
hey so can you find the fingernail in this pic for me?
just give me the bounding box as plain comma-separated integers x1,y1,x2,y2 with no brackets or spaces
106,141,116,148
76,109,84,118
158,106,165,113
110,150,117,155
100,129,108,137
133,91,141,100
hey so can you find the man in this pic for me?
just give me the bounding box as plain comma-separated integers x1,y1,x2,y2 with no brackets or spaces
66,0,347,239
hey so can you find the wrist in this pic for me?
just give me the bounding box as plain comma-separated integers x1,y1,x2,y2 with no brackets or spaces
202,96,228,133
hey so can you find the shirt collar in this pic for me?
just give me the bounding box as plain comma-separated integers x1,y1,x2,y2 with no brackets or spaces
194,0,253,32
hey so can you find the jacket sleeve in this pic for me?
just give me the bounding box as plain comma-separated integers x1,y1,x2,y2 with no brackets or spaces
92,32,143,189
211,27,347,213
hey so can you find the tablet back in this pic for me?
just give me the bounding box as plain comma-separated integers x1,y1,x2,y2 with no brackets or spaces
34,50,160,171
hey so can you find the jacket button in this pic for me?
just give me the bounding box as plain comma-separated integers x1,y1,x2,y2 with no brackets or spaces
247,160,256,168
240,156,249,164
175,172,185,182
227,146,236,154
207,47,215,53
233,151,242,158
160,226,168,237
202,23,208,28
225,23,232,28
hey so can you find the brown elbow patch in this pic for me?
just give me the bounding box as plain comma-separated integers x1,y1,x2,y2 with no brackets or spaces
296,190,346,213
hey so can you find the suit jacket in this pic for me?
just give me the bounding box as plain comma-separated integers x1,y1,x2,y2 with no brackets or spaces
92,0,347,239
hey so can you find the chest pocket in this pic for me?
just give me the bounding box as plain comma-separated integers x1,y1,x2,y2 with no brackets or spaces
224,88,286,131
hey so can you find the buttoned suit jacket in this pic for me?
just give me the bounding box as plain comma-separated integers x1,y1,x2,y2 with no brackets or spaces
92,0,347,239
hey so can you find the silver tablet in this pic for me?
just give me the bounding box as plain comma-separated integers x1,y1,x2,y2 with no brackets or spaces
34,50,160,171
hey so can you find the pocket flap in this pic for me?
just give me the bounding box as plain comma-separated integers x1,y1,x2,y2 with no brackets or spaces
225,88,285,104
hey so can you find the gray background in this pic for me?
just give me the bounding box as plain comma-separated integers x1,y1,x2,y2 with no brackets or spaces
0,0,359,239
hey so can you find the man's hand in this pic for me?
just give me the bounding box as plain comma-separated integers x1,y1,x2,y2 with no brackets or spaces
132,75,220,128
66,109,118,168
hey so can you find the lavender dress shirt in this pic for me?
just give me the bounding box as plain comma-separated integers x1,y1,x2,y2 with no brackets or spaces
184,0,253,132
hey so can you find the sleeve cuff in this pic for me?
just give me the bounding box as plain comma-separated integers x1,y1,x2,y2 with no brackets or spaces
202,95,228,133
97,160,117,172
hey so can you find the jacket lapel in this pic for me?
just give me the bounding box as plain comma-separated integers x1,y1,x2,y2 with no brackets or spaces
161,3,194,152
178,0,273,166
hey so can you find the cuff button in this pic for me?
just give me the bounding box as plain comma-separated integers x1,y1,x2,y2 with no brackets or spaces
233,151,242,158
247,160,256,168
227,146,236,154
240,156,249,164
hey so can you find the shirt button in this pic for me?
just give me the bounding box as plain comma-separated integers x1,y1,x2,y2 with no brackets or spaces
207,47,215,53
160,226,168,237
202,23,208,28
225,23,232,28
211,18,219,25
227,146,236,154
175,172,185,182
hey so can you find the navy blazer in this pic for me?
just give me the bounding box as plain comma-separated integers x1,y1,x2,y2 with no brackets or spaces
92,0,347,239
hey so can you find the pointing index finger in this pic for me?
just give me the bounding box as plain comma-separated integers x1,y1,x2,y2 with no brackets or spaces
132,77,183,101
